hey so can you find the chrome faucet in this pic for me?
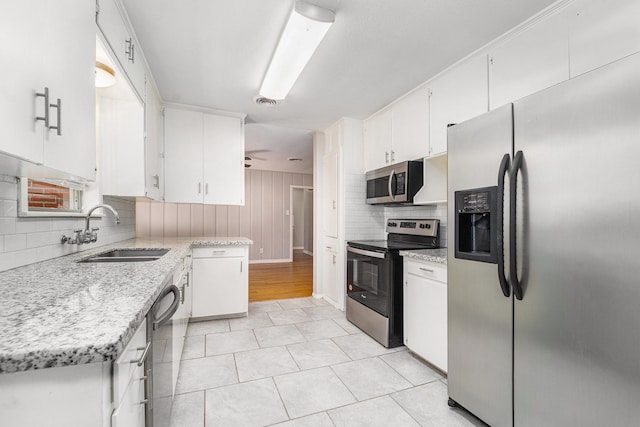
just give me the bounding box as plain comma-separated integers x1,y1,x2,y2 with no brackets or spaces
61,204,120,245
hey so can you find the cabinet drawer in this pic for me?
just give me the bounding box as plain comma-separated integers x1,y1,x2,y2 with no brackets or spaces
192,246,246,258
113,318,147,407
405,260,447,283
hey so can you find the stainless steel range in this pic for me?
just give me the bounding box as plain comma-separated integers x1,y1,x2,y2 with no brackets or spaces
346,219,440,347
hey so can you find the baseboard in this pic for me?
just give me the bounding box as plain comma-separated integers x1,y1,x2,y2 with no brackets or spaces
249,258,292,264
293,246,304,250
303,250,313,256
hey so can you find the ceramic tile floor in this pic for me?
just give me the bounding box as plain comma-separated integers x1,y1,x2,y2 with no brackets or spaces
169,297,485,427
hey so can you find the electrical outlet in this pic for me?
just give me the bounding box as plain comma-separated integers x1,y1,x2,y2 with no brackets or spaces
259,248,264,254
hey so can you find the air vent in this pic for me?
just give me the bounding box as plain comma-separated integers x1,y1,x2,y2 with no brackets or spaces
253,96,279,106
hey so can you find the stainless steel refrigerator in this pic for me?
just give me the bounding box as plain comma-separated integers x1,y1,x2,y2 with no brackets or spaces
447,51,640,426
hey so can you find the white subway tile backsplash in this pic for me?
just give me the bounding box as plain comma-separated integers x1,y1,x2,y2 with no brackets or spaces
4,233,27,252
0,184,136,271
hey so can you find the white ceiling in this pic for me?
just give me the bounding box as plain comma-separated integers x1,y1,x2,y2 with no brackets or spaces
121,0,558,173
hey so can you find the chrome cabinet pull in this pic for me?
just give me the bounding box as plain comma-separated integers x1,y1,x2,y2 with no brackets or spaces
153,174,160,188
130,341,151,367
205,183,209,195
419,267,434,273
35,87,50,128
198,182,202,194
49,98,61,135
385,151,389,163
125,38,134,62
391,150,395,162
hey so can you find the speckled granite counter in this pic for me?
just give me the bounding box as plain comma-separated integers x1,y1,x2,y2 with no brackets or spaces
399,248,448,264
0,237,251,374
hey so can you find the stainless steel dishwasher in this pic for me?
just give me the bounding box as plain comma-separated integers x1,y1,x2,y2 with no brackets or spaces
146,281,180,427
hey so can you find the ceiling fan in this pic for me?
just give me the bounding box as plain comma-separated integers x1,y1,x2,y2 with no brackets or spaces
244,149,270,168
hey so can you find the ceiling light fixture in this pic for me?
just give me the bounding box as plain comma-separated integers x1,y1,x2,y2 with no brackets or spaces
95,61,116,88
259,0,335,100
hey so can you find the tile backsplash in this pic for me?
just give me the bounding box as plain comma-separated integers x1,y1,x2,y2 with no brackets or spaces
0,176,135,272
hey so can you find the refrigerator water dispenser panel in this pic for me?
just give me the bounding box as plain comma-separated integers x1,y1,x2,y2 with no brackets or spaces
455,187,498,263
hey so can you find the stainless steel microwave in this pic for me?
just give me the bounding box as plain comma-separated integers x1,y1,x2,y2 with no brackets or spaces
366,160,423,205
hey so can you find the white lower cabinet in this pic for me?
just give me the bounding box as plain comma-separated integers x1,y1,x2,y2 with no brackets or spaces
0,320,148,427
322,242,339,306
112,318,147,427
403,258,448,372
192,246,249,318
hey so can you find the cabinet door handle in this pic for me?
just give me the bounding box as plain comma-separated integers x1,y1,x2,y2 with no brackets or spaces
153,174,160,188
198,182,202,194
212,250,226,255
49,98,61,136
332,254,336,264
240,261,243,272
332,200,336,209
391,150,395,162
385,151,389,163
419,267,434,273
35,87,50,128
130,341,151,367
205,183,209,195
125,38,134,62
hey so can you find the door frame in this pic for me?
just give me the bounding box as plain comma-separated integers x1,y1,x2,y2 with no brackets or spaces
289,185,313,261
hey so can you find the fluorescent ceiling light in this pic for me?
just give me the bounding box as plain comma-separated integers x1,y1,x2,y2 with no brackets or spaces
259,1,335,100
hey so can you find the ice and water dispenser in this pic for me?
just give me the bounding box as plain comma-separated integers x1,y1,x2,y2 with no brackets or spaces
454,187,498,263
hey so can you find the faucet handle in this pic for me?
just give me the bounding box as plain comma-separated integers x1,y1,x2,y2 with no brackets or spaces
74,228,83,233
91,227,100,232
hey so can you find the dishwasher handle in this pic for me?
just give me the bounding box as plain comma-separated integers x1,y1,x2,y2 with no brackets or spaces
153,284,180,331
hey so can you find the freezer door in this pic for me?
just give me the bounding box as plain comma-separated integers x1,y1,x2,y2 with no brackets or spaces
513,52,640,426
447,104,513,427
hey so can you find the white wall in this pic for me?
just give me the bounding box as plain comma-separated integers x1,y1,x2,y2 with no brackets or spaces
136,169,313,262
0,175,136,272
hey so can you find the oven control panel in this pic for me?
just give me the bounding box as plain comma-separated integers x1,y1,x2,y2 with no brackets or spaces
386,219,439,237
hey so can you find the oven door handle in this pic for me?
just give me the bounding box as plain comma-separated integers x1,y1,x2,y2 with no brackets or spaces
153,284,180,331
347,246,386,259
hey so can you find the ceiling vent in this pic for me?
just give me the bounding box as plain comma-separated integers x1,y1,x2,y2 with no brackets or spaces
253,96,279,107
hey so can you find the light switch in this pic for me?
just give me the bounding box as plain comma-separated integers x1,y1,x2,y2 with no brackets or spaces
286,210,290,215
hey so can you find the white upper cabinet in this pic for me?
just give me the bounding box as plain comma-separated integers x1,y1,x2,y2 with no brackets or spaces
144,80,164,201
363,108,392,172
164,107,245,205
203,114,245,205
98,95,145,197
392,87,430,163
97,0,146,99
164,108,204,204
567,0,640,78
489,10,569,109
0,0,96,181
430,54,488,156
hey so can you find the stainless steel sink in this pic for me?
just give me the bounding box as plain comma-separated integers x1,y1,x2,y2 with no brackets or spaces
79,248,170,263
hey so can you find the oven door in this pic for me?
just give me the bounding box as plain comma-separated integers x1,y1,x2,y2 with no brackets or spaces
346,245,392,316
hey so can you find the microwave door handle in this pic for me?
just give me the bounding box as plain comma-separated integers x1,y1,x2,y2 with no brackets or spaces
388,169,396,201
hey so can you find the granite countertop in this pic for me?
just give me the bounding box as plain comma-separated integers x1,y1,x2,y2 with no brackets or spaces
399,248,448,264
0,236,252,374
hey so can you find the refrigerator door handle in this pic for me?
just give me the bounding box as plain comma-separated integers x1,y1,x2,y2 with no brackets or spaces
497,153,511,297
510,150,524,300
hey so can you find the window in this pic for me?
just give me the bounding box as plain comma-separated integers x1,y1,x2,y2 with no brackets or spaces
18,177,85,217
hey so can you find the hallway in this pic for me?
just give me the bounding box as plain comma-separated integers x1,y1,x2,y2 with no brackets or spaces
249,250,313,302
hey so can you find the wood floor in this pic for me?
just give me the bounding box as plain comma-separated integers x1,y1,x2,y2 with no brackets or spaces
249,250,313,302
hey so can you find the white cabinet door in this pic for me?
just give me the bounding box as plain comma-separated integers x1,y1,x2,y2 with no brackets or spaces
568,0,640,78
99,96,145,197
203,114,244,205
164,108,204,203
97,0,145,99
489,10,569,109
0,3,47,164
323,151,338,238
392,87,430,162
43,0,96,181
192,249,248,318
430,54,488,157
404,260,448,372
323,245,339,305
144,81,164,200
0,0,95,180
363,108,392,172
